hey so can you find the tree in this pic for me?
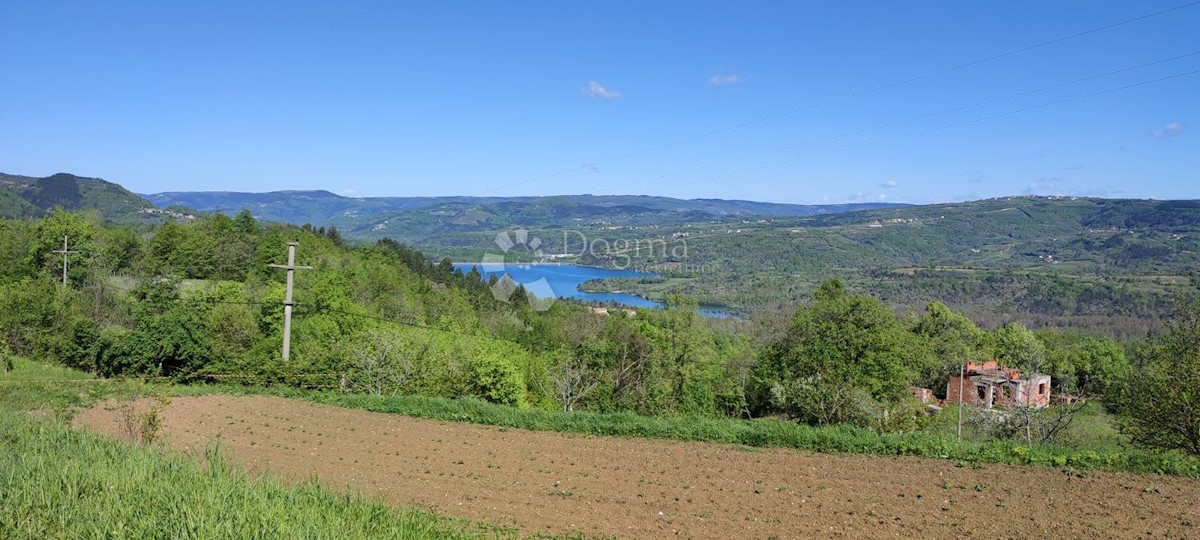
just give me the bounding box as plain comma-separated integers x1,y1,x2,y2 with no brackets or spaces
602,315,653,408
913,301,986,393
326,226,344,247
104,279,212,377
27,208,96,285
1038,330,1130,395
234,208,260,236
1114,296,1200,456
989,322,1047,373
549,311,604,411
343,328,431,396
551,360,601,412
752,279,935,425
468,353,526,406
768,373,877,426
0,220,32,281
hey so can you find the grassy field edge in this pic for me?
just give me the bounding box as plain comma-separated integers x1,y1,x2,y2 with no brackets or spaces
0,358,593,540
0,408,528,539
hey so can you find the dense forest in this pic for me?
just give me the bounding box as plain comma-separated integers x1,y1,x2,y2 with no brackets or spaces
4,208,1199,457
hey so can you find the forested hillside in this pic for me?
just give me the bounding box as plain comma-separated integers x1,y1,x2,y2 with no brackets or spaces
565,196,1200,333
145,188,902,234
0,173,162,224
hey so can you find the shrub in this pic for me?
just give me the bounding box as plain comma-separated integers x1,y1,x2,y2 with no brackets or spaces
768,375,877,427
468,354,526,406
1113,296,1200,456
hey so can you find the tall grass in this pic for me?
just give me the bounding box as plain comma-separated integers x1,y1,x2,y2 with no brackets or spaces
0,409,515,539
184,384,1200,478
0,357,147,418
0,359,591,539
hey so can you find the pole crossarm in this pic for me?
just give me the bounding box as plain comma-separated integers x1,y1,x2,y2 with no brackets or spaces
51,234,81,286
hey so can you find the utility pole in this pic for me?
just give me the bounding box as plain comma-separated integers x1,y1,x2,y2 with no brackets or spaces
268,242,311,362
51,235,79,286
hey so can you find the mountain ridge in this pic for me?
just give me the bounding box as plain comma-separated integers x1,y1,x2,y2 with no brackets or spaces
142,189,907,226
0,172,159,224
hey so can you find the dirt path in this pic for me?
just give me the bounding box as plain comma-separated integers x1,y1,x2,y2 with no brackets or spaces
77,395,1200,539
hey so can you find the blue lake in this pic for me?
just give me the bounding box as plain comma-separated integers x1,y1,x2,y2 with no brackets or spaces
452,262,732,317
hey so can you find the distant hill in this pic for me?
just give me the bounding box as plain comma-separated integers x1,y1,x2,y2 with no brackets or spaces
0,172,161,224
143,189,904,237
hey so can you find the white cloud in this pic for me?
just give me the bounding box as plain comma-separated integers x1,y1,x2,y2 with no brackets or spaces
583,81,622,100
1151,122,1184,140
879,180,898,189
1024,176,1067,195
708,74,740,86
340,189,357,195
846,191,868,201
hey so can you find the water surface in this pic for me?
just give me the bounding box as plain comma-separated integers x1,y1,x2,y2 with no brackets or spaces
453,262,731,317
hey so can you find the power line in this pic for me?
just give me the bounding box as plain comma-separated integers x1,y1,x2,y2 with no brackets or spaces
647,69,1199,195
472,1,1200,196
594,51,1200,195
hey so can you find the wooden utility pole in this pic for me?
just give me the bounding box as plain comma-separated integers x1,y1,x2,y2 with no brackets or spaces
268,242,311,362
51,235,79,286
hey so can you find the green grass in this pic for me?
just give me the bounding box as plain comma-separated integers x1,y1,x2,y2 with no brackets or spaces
921,402,1131,453
179,384,1200,478
0,359,593,540
0,357,147,419
0,409,516,539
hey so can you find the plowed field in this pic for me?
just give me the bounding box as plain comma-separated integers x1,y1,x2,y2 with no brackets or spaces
77,395,1200,539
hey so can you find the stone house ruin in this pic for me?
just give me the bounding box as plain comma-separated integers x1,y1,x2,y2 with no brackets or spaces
946,361,1051,409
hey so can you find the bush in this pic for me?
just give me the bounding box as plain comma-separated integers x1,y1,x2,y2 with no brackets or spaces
468,354,526,406
1113,296,1200,456
767,375,878,427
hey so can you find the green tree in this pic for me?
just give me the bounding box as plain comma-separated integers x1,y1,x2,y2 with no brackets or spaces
0,220,32,280
27,208,97,285
989,322,1047,374
653,295,721,414
104,279,212,376
468,353,526,406
1038,330,1130,395
913,301,986,393
753,279,934,425
1114,296,1200,455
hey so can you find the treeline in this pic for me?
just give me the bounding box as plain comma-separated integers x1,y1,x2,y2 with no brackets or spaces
1,210,1198,456
0,209,752,417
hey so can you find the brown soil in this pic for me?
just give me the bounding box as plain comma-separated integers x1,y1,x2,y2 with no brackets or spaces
76,395,1200,539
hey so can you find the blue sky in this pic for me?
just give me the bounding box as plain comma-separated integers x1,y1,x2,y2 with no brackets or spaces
2,1,1197,204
